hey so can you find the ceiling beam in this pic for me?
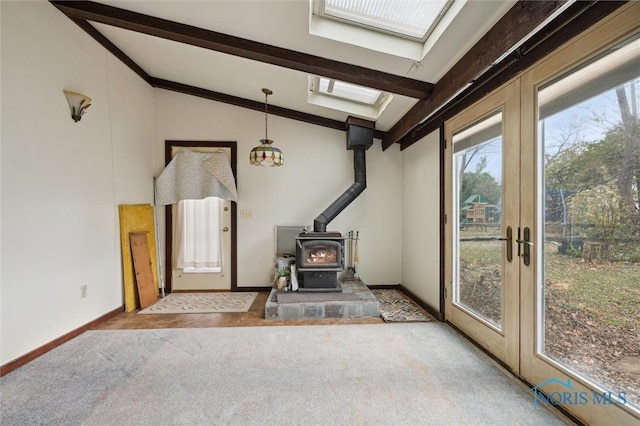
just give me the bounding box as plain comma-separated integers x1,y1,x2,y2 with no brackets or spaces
397,0,628,151
53,10,386,139
381,0,568,150
50,1,434,99
67,17,152,84
151,78,387,140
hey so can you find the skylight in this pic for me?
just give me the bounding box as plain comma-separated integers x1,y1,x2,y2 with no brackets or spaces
308,76,393,119
321,0,451,41
309,0,463,61
318,77,383,105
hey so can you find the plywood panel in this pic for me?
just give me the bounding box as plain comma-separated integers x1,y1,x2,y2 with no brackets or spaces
119,204,159,312
129,232,159,309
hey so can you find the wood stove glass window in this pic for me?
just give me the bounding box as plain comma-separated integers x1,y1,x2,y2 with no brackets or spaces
300,241,343,269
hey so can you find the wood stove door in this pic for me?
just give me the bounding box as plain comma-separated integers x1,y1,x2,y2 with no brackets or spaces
444,81,521,372
298,240,343,271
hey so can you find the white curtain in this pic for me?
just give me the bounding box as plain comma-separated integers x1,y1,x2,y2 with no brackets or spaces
173,197,222,269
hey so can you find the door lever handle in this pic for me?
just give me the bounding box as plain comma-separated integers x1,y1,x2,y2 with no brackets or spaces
460,226,512,262
516,227,532,266
506,226,513,263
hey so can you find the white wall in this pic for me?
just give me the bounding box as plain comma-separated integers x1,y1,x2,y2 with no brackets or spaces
0,0,418,366
0,1,154,364
401,130,441,312
154,90,403,287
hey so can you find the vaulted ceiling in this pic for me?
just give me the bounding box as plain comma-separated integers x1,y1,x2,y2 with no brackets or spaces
50,1,626,150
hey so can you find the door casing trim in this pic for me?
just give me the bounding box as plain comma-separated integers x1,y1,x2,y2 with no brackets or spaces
163,140,238,293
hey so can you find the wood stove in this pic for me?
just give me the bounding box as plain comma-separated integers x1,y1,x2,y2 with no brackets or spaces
296,232,345,289
293,117,373,291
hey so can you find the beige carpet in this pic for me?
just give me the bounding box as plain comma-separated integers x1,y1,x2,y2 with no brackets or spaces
138,292,257,314
371,289,433,322
1,324,566,425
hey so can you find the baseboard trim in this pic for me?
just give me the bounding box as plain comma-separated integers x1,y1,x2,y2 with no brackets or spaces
0,306,123,376
397,285,444,321
170,287,271,293
235,286,272,292
366,284,400,290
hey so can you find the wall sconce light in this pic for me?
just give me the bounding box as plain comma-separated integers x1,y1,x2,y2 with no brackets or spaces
63,90,92,122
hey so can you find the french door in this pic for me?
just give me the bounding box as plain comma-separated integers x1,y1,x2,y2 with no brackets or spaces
519,9,639,425
446,4,639,424
444,81,521,372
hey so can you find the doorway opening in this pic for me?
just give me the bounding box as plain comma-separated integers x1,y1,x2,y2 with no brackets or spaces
164,141,237,293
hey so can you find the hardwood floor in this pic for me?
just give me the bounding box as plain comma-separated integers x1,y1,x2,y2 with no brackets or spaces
95,291,384,330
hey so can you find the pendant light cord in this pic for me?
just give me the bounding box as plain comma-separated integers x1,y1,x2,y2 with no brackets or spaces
264,91,269,141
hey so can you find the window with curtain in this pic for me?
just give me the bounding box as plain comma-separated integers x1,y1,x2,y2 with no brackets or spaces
173,197,222,273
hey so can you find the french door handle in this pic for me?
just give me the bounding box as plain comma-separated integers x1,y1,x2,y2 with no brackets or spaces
516,227,533,266
506,226,513,263
459,226,512,262
460,237,507,241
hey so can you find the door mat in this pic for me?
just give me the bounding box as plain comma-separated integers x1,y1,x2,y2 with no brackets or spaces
138,292,257,314
370,289,433,322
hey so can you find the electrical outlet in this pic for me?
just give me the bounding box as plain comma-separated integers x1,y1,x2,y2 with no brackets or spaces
80,284,88,299
240,210,253,219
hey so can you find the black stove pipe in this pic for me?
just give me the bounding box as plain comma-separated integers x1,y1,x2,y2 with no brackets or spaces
313,148,366,232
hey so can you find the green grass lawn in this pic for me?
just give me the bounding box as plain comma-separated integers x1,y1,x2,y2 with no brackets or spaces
545,247,640,334
456,234,640,334
457,235,639,407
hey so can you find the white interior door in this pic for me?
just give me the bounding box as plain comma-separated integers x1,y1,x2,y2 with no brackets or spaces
170,146,232,291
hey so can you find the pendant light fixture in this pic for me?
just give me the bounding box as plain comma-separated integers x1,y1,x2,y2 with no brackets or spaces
249,88,283,167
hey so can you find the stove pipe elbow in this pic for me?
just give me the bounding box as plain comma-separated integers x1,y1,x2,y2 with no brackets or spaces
313,148,367,232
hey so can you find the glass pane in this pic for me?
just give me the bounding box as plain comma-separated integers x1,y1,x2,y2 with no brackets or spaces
453,111,504,329
323,0,450,40
539,35,640,410
318,77,382,105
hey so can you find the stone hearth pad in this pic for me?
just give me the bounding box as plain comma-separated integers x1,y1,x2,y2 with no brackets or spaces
275,292,360,303
265,280,379,320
